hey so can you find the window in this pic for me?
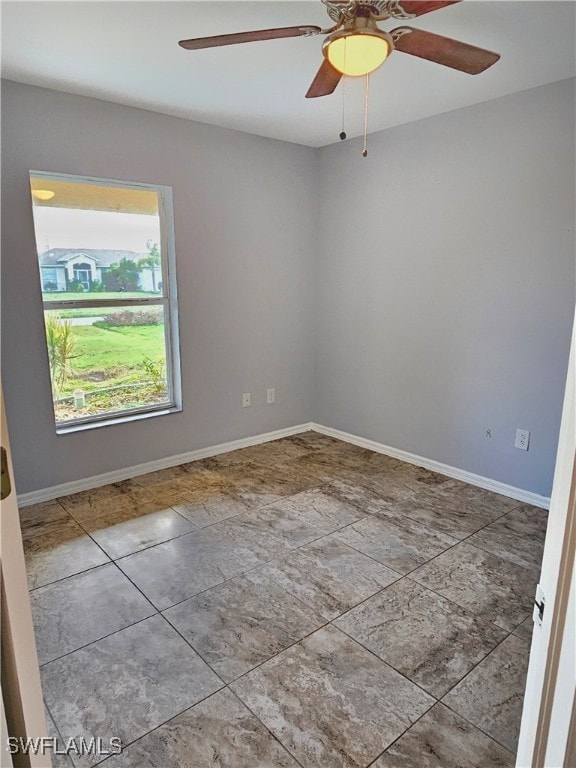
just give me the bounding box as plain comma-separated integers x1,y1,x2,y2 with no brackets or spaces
29,172,181,432
41,267,60,292
73,264,92,291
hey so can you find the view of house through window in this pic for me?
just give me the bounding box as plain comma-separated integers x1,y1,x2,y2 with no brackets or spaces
30,172,180,428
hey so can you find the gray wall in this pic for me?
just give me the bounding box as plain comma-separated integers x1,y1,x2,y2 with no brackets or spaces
315,78,575,497
1,81,318,493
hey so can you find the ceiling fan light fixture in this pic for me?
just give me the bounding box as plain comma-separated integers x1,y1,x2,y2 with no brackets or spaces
32,189,55,201
324,27,393,77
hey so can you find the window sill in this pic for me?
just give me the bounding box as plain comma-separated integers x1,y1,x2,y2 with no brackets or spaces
55,404,182,435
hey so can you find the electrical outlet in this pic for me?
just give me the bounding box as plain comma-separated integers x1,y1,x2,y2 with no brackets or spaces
266,388,275,404
515,428,530,451
242,393,251,408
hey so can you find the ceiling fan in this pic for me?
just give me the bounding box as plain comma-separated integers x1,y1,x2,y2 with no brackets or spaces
178,0,500,99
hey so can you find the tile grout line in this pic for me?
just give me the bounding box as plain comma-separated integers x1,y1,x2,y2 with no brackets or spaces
207,615,334,689
218,613,436,768
60,497,203,559
330,569,508,658
440,699,523,757
86,574,338,763
364,698,517,767
440,626,530,700
312,567,529,754
38,610,160,668
333,623,439,704
364,702,438,768
42,697,76,768
112,518,344,614
438,629,532,755
401,498,539,621
331,493,539,626
226,687,308,768
28,561,112,593
93,686,308,768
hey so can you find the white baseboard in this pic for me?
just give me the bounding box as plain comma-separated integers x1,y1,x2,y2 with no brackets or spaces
17,423,314,507
19,420,550,510
311,423,551,510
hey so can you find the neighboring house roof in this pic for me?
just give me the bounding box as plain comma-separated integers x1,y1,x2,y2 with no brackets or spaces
39,249,145,267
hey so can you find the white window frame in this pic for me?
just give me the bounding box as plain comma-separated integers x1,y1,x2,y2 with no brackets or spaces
31,170,182,434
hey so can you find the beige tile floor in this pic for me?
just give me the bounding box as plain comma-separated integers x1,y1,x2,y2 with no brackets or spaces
21,432,546,767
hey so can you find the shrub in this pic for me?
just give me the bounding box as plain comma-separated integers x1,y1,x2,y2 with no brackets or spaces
104,258,141,292
45,314,79,397
141,356,166,394
93,308,163,328
68,279,85,293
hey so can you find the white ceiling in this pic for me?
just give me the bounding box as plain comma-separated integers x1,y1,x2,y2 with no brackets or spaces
1,1,574,147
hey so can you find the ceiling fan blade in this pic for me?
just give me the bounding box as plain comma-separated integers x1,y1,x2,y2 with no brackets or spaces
305,59,343,98
391,1,462,18
391,27,500,74
179,25,321,50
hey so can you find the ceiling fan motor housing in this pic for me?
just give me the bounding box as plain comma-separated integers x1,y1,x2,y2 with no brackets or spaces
323,1,417,24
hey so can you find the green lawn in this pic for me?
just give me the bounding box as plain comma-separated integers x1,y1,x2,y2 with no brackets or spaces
61,324,166,394
58,307,121,319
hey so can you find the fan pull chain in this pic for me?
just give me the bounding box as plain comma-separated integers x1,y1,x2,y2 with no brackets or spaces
362,73,370,157
339,76,347,140
339,40,347,140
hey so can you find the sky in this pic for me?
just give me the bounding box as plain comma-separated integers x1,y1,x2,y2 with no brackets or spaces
32,208,161,253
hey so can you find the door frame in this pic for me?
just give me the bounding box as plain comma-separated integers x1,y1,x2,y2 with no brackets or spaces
516,309,576,766
1,385,50,767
